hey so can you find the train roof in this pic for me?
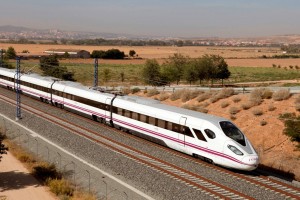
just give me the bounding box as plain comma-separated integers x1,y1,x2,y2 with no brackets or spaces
117,95,228,124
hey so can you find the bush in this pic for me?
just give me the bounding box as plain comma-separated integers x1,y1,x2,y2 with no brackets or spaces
295,104,300,112
181,90,202,102
197,92,212,102
32,163,61,181
260,120,267,126
249,89,263,106
121,87,131,95
170,89,183,101
261,89,273,99
268,104,276,111
158,92,170,101
232,96,241,103
229,107,240,115
197,107,209,113
47,178,74,196
241,101,254,110
131,87,141,94
221,101,230,108
272,89,291,101
230,115,237,120
181,104,198,111
252,108,263,116
18,153,35,163
146,89,159,97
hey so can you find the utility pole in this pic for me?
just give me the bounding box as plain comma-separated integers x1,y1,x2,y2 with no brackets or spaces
16,57,21,120
94,58,98,88
0,49,3,68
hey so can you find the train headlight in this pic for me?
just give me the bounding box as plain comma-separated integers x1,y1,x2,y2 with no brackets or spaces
228,145,244,156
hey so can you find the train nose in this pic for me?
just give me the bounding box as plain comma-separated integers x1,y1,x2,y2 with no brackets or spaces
242,155,259,170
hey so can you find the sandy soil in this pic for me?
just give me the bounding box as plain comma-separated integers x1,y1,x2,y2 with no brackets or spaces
0,152,57,200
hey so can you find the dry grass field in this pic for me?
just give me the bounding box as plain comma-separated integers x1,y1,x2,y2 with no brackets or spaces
1,43,300,68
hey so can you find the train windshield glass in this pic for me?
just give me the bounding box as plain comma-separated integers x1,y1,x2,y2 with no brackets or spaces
219,121,246,146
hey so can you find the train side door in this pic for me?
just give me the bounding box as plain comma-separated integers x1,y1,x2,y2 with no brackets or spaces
178,116,187,147
105,98,112,122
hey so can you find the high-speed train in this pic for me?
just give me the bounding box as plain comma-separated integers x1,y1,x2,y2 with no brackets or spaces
0,68,259,171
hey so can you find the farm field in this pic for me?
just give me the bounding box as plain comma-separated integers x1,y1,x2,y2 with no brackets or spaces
1,43,300,68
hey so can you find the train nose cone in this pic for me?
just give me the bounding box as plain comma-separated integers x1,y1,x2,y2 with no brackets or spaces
242,155,259,170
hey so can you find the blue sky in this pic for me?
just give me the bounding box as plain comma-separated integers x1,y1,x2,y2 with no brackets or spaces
1,0,300,37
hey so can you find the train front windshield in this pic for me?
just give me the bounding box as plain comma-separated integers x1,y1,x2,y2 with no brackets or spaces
220,121,246,146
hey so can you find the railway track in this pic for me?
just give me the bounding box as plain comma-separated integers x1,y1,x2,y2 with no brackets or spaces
1,90,300,199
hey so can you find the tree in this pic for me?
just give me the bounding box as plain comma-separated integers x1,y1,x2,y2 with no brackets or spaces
184,64,198,85
129,50,136,57
39,55,75,81
190,58,208,85
5,46,16,59
40,55,60,74
163,53,190,85
200,54,230,86
142,59,161,86
0,132,8,162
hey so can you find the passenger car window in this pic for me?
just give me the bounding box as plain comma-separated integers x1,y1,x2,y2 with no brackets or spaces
183,126,194,138
204,129,216,139
193,129,207,142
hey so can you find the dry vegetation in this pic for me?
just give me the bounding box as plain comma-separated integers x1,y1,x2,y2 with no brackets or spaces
3,139,97,200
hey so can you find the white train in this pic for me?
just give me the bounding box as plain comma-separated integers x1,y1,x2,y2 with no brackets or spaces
0,68,259,171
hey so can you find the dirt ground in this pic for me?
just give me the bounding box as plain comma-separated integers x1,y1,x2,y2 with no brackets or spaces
0,152,57,200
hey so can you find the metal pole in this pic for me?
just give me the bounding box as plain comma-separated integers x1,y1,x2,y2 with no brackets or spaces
16,57,21,120
0,49,3,67
94,58,98,87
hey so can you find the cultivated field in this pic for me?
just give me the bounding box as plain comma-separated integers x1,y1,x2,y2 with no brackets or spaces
1,43,300,68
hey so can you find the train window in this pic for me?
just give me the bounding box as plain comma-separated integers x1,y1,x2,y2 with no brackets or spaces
111,106,118,113
172,124,181,133
124,110,131,118
132,112,140,120
140,114,149,123
204,129,216,139
157,119,165,129
149,117,156,126
193,129,207,142
183,126,194,138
